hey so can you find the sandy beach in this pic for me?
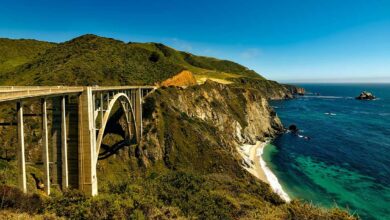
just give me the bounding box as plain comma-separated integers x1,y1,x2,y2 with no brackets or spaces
238,141,291,202
238,142,269,183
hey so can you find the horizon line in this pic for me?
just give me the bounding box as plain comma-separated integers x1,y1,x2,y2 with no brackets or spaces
275,77,390,84
279,81,390,84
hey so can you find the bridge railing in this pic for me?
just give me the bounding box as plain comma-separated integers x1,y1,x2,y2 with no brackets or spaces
0,85,156,196
0,86,83,92
0,86,157,103
0,88,84,102
91,86,156,92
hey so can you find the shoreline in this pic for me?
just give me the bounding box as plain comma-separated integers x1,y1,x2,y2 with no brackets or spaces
238,141,291,202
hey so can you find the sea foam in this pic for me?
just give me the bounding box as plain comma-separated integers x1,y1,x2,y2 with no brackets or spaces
257,145,291,202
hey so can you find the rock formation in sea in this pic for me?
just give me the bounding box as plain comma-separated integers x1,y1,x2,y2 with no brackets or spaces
283,84,305,96
356,91,376,100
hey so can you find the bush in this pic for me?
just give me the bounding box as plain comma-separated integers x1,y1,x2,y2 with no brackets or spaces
285,201,357,220
0,185,45,214
148,52,160,62
156,172,239,220
47,189,91,219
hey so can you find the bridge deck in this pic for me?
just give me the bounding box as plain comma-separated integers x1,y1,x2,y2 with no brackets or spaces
0,86,156,103
0,85,155,196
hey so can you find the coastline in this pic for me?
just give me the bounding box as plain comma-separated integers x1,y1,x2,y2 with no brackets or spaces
238,141,291,202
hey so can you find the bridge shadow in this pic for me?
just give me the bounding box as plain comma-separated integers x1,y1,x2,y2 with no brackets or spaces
97,107,136,160
98,138,134,160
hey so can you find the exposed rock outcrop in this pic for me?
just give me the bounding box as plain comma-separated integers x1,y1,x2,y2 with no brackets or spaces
139,81,284,174
356,91,376,100
284,84,305,96
231,78,295,100
160,70,197,87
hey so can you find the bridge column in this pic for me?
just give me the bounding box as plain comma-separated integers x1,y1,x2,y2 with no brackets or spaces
61,96,69,189
41,98,50,195
100,93,104,128
135,88,142,142
17,102,27,193
66,98,79,189
78,87,98,196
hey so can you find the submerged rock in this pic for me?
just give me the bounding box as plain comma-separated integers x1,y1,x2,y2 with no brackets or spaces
356,91,376,100
288,124,299,133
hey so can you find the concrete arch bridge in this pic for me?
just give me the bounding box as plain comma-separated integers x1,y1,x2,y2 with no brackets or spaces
0,86,155,196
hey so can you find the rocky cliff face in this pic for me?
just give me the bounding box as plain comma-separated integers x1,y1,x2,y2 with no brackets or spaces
138,81,284,175
0,81,355,219
284,84,305,95
231,77,296,100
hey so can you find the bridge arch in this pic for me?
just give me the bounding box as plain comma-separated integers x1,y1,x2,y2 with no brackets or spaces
0,86,154,196
95,93,138,161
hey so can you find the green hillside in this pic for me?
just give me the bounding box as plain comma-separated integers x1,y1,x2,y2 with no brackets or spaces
0,35,355,219
0,38,54,74
0,34,264,86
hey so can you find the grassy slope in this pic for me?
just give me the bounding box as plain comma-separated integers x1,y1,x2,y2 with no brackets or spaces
0,35,354,219
0,34,264,86
0,38,54,74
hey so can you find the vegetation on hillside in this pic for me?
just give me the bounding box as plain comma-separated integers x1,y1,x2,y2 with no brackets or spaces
0,38,54,74
0,35,355,219
0,83,356,219
0,35,264,86
0,84,357,219
0,172,356,219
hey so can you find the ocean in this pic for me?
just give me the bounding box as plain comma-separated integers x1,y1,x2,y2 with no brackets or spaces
265,84,390,220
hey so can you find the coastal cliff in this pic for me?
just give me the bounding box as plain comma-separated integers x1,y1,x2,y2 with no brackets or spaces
0,35,355,219
139,81,284,171
0,81,354,219
94,81,352,219
284,84,306,95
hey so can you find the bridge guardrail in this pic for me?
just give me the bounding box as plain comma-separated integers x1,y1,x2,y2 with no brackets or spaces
0,86,157,103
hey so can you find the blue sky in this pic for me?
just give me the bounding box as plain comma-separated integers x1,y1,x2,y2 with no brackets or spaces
1,0,389,82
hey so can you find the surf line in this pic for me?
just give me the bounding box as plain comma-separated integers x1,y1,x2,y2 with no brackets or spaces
238,141,291,202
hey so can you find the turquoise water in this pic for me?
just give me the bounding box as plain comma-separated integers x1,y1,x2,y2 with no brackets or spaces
266,84,390,220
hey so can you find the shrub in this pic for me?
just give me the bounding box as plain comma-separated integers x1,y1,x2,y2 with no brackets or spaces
47,189,91,219
148,52,160,62
0,185,45,214
156,172,239,219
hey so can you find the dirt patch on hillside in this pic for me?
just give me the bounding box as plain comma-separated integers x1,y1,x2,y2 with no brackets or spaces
160,70,197,87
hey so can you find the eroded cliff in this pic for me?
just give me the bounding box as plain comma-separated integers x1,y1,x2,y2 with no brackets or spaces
138,81,284,175
0,82,355,219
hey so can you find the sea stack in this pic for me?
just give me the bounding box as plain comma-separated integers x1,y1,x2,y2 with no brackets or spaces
291,87,305,96
295,87,305,96
283,85,305,96
356,91,376,100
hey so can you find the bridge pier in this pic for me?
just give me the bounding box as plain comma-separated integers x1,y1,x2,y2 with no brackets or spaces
17,102,27,193
78,87,98,196
41,98,50,195
61,96,69,189
67,98,80,189
135,88,142,142
2,86,154,196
